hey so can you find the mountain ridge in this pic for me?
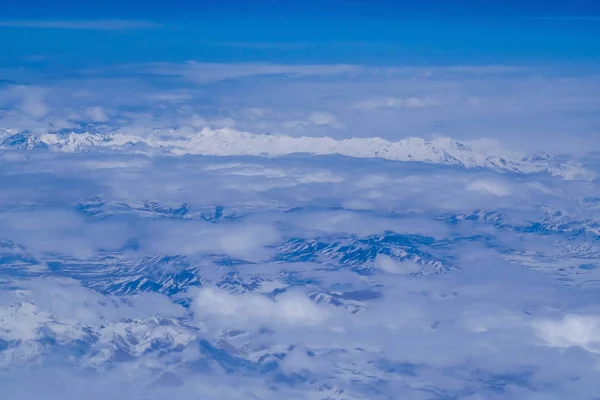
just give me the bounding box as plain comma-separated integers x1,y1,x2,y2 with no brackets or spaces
0,127,595,180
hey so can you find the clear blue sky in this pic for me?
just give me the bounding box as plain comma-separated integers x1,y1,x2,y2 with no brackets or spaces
1,0,599,65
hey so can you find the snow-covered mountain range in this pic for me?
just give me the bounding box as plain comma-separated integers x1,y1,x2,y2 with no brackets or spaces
0,128,595,180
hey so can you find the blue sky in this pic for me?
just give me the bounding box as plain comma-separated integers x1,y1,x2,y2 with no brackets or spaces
1,0,600,65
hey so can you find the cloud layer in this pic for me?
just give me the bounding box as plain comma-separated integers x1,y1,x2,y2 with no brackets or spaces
1,61,599,399
1,63,598,155
0,146,598,398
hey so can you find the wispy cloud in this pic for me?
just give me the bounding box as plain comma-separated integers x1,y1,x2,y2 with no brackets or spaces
0,19,161,30
529,16,600,21
144,62,359,83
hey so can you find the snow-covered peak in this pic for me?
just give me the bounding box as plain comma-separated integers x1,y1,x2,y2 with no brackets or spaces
1,130,49,150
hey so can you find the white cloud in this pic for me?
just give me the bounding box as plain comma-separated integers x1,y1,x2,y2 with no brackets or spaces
353,96,443,110
466,179,513,196
375,254,422,275
193,286,330,329
278,346,323,374
19,96,49,119
340,198,374,210
85,106,109,122
0,209,132,258
218,224,280,258
1,86,50,119
0,20,161,30
533,314,600,354
50,118,79,130
145,222,281,261
146,62,359,84
292,211,451,238
183,114,236,129
306,111,343,127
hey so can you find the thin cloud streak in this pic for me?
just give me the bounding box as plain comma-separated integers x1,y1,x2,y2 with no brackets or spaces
529,16,600,21
0,19,162,30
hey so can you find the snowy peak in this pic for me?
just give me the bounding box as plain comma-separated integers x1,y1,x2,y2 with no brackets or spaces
0,128,595,180
2,130,49,150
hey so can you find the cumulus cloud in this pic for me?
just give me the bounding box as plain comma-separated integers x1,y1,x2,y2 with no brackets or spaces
466,178,513,196
193,286,330,329
144,222,282,261
306,111,342,127
374,254,422,275
0,278,185,331
0,209,132,258
1,85,49,119
533,314,600,354
18,95,49,119
85,106,109,122
49,118,79,130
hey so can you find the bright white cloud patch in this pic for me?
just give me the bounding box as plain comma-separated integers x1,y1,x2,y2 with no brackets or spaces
306,111,342,127
1,86,49,119
85,106,109,122
193,287,330,329
466,178,513,196
375,254,422,275
144,222,281,260
533,315,600,354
